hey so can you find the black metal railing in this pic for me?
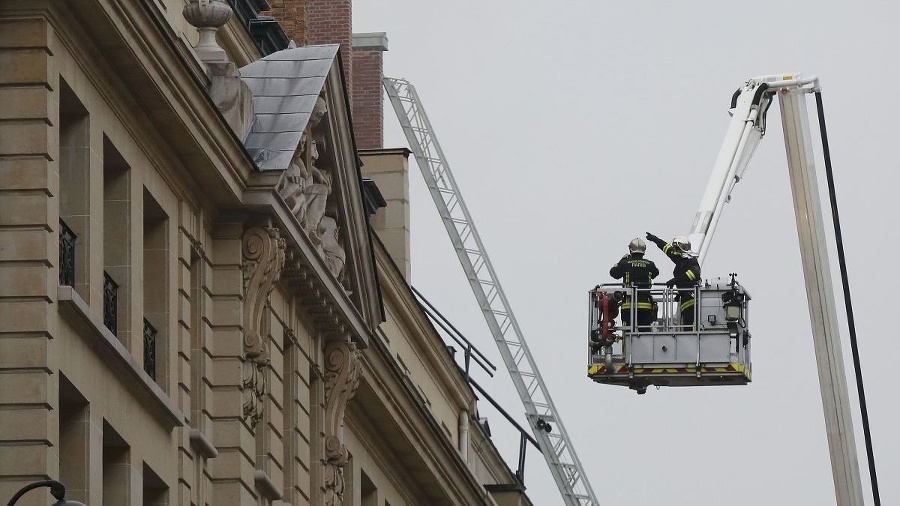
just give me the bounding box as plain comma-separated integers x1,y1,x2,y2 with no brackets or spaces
103,271,118,335
59,219,77,286
143,318,157,381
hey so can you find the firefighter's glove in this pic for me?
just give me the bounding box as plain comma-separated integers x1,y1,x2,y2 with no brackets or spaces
665,278,677,288
646,232,661,243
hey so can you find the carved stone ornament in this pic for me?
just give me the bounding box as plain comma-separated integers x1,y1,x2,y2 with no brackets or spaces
182,0,232,63
241,226,286,428
276,94,347,280
322,339,361,506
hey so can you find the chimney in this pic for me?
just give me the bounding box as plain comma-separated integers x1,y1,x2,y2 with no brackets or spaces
360,149,411,279
351,32,388,149
304,0,354,94
265,0,353,91
265,0,307,46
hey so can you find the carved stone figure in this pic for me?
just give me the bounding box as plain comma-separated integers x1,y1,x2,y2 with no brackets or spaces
300,142,332,239
275,91,347,281
278,137,314,219
317,216,345,279
277,95,332,242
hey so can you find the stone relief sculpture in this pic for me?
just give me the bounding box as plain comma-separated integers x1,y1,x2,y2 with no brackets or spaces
241,226,286,428
300,140,332,237
276,92,347,280
317,216,345,278
278,133,314,219
322,339,361,506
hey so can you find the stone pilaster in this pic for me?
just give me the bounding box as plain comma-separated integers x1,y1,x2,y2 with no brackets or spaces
207,222,256,505
0,14,59,500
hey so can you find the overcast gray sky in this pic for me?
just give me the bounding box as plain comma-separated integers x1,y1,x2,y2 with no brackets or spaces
354,2,898,504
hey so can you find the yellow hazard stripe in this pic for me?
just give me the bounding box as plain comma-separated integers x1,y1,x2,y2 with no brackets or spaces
686,270,696,281
589,363,751,378
680,299,695,310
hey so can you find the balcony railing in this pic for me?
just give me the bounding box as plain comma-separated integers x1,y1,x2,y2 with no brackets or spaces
59,219,77,286
143,318,157,381
103,271,118,336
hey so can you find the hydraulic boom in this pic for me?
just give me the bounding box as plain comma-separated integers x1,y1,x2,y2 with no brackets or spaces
692,74,864,506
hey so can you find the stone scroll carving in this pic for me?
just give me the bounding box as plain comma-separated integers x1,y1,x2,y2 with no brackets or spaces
241,226,286,428
322,339,361,506
277,94,347,281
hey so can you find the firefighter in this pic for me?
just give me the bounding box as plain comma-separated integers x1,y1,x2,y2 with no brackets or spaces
610,238,659,331
645,232,701,329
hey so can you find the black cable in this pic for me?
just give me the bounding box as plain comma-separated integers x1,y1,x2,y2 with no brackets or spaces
814,91,881,506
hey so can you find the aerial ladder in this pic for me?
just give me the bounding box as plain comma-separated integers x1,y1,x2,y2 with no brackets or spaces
384,77,599,506
589,74,877,506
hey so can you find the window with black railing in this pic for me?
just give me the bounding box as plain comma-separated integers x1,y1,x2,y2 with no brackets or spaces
59,219,77,286
143,318,157,380
103,271,118,335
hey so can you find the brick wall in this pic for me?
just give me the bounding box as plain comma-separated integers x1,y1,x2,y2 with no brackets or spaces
266,0,308,46
351,33,387,149
265,0,354,101
305,0,353,95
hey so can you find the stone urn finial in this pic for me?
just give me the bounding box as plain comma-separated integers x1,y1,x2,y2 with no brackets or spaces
183,0,233,63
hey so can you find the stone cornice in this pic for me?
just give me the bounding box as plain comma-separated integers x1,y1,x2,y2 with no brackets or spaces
372,238,477,410
351,335,497,505
243,187,375,346
17,0,258,207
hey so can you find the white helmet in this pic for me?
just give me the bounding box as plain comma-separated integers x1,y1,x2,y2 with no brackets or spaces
671,236,693,256
628,238,646,254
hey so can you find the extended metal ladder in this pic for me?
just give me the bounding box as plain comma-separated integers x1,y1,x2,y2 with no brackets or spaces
384,77,598,506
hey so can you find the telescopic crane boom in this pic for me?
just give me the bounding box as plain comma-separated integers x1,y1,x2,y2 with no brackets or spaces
690,74,865,506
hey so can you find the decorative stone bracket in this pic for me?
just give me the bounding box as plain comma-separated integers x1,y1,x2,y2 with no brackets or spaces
322,339,361,505
241,226,286,428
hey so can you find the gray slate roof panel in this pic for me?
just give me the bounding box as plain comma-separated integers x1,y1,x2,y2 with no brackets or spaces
242,59,333,79
259,44,339,61
251,95,318,115
239,44,339,171
250,113,314,134
243,77,326,98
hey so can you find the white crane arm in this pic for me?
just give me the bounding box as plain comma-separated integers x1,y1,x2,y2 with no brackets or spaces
688,74,819,264
689,73,863,506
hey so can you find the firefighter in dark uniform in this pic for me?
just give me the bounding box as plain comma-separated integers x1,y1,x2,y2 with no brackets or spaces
646,232,701,329
610,238,659,331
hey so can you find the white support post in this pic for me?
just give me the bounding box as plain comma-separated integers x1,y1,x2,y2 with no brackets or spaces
779,84,864,506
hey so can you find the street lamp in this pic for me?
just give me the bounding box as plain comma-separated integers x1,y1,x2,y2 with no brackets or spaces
6,480,87,506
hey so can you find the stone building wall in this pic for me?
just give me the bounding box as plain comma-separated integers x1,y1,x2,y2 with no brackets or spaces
0,1,532,506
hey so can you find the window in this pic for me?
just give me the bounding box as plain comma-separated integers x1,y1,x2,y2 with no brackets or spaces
58,375,89,503
58,79,89,297
102,422,130,505
360,469,377,506
103,137,131,342
142,463,169,505
143,188,169,385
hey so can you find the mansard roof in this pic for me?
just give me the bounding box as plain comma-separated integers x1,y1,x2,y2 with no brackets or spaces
240,44,340,171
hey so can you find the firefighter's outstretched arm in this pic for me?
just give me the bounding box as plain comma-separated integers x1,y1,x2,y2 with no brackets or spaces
646,232,681,263
645,232,665,249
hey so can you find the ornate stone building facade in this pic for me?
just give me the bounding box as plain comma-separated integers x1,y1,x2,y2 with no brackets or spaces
0,0,531,505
